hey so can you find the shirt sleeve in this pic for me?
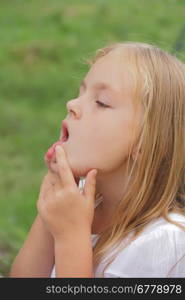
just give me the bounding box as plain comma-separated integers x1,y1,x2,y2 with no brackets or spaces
103,227,185,278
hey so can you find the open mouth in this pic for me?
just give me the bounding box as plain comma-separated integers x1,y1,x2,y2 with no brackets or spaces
45,121,70,160
61,122,69,142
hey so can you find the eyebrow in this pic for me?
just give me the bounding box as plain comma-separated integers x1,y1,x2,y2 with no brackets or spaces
80,79,119,98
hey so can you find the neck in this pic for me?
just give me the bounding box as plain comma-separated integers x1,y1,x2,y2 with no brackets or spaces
95,162,132,218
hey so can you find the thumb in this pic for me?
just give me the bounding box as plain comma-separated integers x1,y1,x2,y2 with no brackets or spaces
83,169,97,200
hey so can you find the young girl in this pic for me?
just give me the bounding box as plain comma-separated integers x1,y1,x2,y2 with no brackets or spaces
10,41,185,278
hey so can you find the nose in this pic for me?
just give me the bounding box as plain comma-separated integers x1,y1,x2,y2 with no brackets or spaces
66,99,81,119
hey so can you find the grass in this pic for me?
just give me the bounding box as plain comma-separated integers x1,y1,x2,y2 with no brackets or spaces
0,0,185,277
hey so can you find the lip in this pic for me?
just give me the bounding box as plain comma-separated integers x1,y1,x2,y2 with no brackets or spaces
60,120,69,142
45,120,70,160
46,140,63,160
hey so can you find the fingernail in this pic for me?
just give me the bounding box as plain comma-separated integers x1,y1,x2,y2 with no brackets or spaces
55,145,62,152
93,169,97,176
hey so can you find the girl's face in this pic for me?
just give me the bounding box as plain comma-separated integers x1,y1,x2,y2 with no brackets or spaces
62,50,141,178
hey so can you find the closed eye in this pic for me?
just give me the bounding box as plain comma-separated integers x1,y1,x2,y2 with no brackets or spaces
96,100,109,108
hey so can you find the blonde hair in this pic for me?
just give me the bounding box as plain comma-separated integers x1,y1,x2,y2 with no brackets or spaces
84,41,185,277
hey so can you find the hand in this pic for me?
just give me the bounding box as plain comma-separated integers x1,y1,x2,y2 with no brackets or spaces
44,142,80,185
37,145,97,239
38,171,60,207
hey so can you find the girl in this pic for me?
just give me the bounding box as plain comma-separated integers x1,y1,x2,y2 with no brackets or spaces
10,41,185,278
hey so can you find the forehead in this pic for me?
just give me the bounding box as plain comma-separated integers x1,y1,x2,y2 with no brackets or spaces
82,50,134,99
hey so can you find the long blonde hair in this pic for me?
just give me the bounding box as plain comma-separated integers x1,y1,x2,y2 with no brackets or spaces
84,42,185,277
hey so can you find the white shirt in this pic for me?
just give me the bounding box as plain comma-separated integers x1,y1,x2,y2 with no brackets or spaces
92,212,185,278
51,180,185,278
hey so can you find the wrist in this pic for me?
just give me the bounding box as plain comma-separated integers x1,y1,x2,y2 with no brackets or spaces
54,227,91,245
54,228,93,278
36,215,53,237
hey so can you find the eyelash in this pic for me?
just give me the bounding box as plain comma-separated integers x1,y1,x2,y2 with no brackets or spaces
96,100,109,108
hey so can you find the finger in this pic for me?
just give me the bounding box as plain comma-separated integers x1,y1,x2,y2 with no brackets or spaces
39,172,50,197
83,169,97,200
47,170,61,185
46,141,61,160
44,151,59,175
55,145,76,187
46,148,80,185
44,153,55,171
48,160,58,174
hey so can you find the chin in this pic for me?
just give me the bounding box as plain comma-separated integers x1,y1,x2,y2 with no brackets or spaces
51,159,89,177
71,167,89,178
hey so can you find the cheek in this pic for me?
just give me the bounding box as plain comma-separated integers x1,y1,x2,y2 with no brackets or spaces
93,138,130,171
62,118,135,176
84,130,132,172
91,121,135,170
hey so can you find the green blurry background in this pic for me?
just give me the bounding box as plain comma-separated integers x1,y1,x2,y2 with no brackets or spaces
0,0,185,277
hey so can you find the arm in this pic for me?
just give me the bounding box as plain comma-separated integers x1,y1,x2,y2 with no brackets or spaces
9,215,54,277
54,229,93,278
10,169,59,277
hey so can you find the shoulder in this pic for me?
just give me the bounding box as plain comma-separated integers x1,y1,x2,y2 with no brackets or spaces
132,212,185,244
103,213,185,278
